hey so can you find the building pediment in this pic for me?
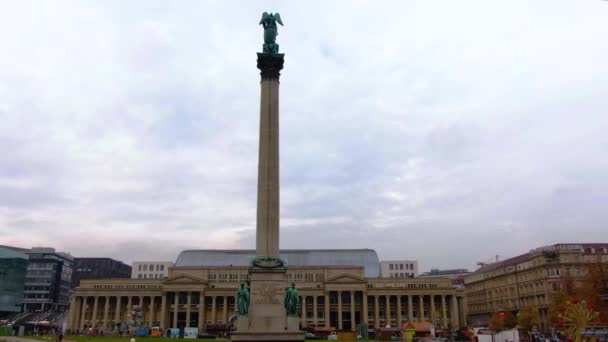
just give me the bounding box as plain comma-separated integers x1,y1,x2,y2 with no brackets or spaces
325,274,365,283
162,274,208,285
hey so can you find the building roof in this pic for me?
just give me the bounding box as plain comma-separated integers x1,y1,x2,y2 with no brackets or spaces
420,268,470,277
27,247,74,262
0,245,29,259
175,249,381,277
470,243,608,275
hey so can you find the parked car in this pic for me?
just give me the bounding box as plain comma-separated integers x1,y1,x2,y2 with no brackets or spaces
328,331,338,340
305,332,321,340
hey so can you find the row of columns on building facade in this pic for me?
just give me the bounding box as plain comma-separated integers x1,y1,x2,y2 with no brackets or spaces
322,292,459,330
68,292,460,332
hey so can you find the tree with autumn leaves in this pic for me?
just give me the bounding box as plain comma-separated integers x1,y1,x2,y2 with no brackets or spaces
548,262,608,328
543,262,607,342
518,306,541,332
576,262,608,323
489,311,517,332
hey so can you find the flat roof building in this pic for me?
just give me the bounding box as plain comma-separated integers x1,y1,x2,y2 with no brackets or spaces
131,261,173,280
380,260,418,278
0,245,29,313
23,247,73,312
72,258,131,288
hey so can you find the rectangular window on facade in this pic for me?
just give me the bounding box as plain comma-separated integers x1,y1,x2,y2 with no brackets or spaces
138,265,142,271
389,264,394,270
160,265,165,271
149,264,154,271
400,264,404,270
138,274,142,279
410,263,414,269
143,274,147,279
143,264,147,271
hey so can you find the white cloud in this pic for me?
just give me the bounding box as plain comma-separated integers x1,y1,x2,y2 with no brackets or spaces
0,1,607,270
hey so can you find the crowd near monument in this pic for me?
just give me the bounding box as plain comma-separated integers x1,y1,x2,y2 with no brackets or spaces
231,12,305,342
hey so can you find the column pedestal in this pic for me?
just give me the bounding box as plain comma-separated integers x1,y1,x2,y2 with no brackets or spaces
232,268,304,342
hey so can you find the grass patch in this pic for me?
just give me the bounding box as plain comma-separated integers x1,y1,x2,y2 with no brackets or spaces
26,338,197,342
25,338,354,342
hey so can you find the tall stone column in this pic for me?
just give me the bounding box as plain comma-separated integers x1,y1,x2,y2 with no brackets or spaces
396,295,402,326
430,295,436,325
313,296,318,326
386,296,391,327
233,295,238,316
232,30,303,342
173,292,179,328
451,295,459,328
102,296,110,329
68,296,77,330
441,295,448,328
324,294,330,328
149,296,155,327
92,296,99,328
337,291,343,330
255,53,284,259
362,293,368,325
374,296,379,329
407,295,413,323
350,291,355,331
222,296,228,323
198,292,205,330
115,296,122,328
160,294,167,330
79,297,88,331
301,295,306,325
419,295,424,322
127,296,132,315
186,292,192,327
211,296,217,323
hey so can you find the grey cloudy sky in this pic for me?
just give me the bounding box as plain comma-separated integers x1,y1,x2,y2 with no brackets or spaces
1,1,607,271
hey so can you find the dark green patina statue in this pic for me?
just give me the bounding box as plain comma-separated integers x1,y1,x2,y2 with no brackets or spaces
259,12,283,54
284,282,299,317
237,282,250,316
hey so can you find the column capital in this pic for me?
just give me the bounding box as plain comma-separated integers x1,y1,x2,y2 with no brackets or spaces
257,53,284,81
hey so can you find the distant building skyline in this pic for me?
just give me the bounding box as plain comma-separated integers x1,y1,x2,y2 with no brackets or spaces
72,258,132,288
380,260,418,278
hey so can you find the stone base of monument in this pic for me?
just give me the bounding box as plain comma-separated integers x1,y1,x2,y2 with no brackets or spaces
231,268,304,342
287,317,300,331
236,317,250,332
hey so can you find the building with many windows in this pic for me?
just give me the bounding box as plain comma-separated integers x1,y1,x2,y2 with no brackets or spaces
0,245,29,313
380,260,418,278
68,249,465,333
131,262,173,279
72,258,132,288
23,247,73,312
464,243,608,327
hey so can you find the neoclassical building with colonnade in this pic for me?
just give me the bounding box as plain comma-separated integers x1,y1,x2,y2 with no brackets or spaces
67,249,466,333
